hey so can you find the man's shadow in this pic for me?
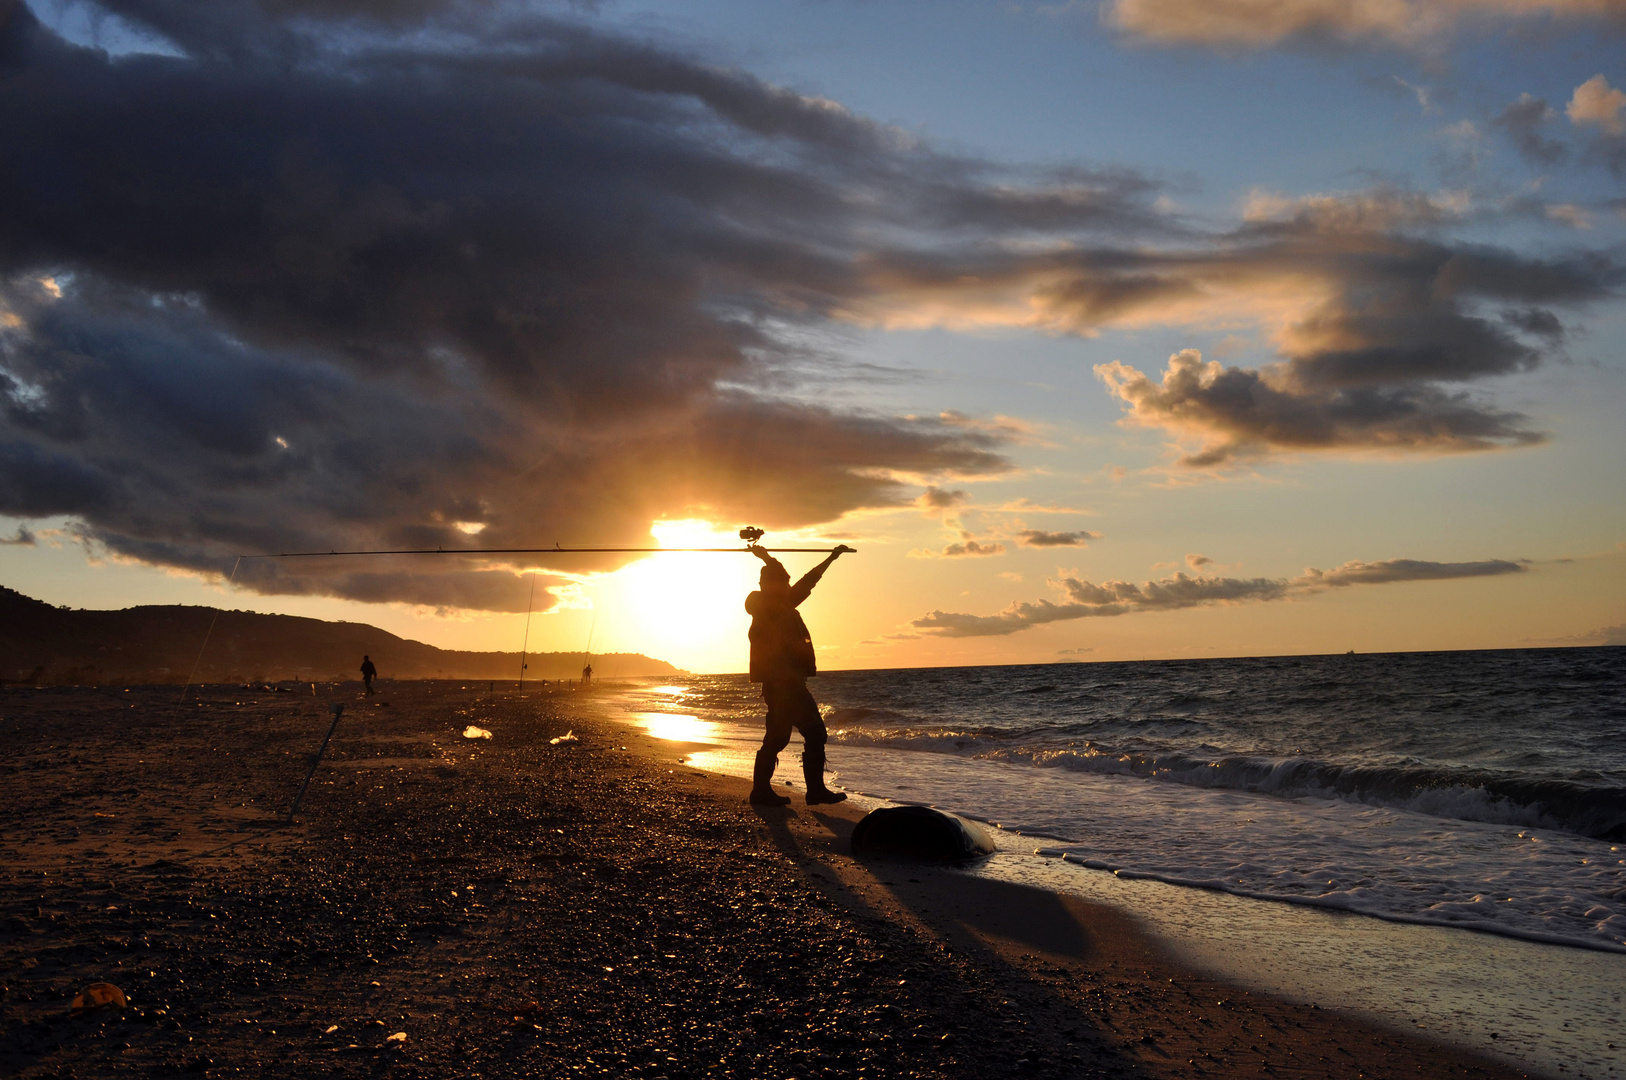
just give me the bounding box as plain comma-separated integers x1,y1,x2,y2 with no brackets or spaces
749,803,1101,963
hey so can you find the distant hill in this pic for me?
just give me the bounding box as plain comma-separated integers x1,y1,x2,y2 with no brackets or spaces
0,585,683,685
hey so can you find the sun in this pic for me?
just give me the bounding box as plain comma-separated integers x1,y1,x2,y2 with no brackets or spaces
648,519,741,550
589,520,760,673
583,519,844,673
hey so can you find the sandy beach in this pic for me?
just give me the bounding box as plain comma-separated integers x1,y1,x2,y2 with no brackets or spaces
0,682,1538,1079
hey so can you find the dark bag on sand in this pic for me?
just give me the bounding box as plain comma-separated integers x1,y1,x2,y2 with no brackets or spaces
850,805,996,863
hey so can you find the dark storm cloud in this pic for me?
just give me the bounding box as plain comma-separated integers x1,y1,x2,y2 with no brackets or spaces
2,0,1089,606
1096,349,1549,467
1493,94,1567,166
1501,306,1564,341
912,557,1529,637
1072,198,1618,466
0,272,1005,606
922,219,1617,394
1,0,1618,609
0,438,120,516
861,197,1619,465
102,529,560,613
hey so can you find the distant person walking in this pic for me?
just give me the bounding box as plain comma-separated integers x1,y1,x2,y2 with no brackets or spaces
744,543,854,806
360,655,377,696
581,662,593,685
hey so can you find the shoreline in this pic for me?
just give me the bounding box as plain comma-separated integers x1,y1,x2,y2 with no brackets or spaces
3,681,1544,1078
603,679,1625,1079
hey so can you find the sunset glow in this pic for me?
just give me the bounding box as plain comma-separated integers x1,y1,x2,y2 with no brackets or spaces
0,0,1619,672
591,552,756,675
635,713,719,744
3,6,1620,1076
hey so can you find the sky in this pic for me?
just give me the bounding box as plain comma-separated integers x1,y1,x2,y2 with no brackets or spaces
1,0,1623,674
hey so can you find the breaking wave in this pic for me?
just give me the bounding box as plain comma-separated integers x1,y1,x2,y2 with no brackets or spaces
829,729,1626,840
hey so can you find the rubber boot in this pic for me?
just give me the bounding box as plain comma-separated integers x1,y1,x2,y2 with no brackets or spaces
749,750,790,805
803,746,847,804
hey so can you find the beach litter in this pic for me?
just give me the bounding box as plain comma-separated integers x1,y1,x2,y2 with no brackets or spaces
70,982,127,1014
550,731,578,746
462,725,492,740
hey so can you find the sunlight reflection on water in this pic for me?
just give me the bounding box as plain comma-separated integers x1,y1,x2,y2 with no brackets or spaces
593,677,1626,1079
635,712,718,743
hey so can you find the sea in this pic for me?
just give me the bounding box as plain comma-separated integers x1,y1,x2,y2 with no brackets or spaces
592,646,1626,1077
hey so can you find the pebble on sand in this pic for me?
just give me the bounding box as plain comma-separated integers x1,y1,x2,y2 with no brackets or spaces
70,982,127,1014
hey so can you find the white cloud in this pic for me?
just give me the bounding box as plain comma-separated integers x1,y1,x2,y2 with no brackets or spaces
1567,75,1626,136
1394,75,1432,111
1546,203,1593,229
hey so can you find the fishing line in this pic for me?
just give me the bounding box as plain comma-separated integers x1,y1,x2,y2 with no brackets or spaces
179,554,241,702
517,572,538,689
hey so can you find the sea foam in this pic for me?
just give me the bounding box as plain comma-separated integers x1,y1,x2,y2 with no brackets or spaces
614,647,1626,953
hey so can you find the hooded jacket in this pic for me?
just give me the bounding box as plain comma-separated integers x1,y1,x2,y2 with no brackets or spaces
744,558,830,683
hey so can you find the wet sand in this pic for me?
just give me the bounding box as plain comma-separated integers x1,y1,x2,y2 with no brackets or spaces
0,682,1537,1078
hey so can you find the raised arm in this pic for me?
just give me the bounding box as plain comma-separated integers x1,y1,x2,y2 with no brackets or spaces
749,545,787,577
787,545,854,607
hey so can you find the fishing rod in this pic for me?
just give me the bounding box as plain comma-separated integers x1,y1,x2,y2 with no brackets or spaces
243,546,847,557
237,527,856,559
199,525,855,824
190,528,850,687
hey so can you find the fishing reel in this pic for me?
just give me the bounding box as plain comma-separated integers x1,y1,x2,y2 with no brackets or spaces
738,526,766,546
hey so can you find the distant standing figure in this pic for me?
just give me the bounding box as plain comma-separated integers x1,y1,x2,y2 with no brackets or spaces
744,543,854,806
360,655,377,696
581,663,593,685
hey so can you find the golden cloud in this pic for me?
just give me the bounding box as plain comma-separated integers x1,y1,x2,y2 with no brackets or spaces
914,557,1528,636
1568,74,1626,136
1106,0,1625,49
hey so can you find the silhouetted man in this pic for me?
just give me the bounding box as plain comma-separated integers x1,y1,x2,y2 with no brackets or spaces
744,543,854,806
581,663,593,685
360,655,377,696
